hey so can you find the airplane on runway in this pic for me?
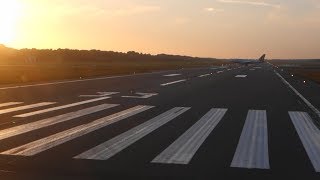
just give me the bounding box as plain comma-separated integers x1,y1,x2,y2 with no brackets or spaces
232,54,266,65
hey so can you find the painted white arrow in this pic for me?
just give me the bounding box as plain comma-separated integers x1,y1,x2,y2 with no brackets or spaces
122,92,158,99
79,92,119,98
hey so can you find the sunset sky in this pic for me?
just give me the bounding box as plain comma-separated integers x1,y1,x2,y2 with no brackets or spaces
0,0,319,59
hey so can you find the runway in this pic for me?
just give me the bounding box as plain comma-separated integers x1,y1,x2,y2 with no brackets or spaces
0,63,320,179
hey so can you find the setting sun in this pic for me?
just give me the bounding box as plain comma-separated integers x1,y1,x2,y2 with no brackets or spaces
0,0,22,44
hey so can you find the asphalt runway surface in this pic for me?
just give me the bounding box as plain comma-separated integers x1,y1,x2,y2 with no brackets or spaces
0,62,320,179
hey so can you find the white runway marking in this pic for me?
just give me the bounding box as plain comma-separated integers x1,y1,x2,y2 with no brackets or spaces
231,110,269,169
289,112,320,172
217,71,224,73
122,92,158,99
0,104,118,141
0,102,23,108
163,74,181,77
198,74,211,78
161,79,186,86
152,108,227,164
1,105,153,156
235,75,247,78
15,97,110,118
250,69,255,71
79,92,119,98
275,72,320,118
0,102,56,115
75,107,190,160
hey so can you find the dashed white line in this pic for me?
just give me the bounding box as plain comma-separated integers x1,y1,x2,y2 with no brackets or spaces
161,79,187,86
217,71,224,74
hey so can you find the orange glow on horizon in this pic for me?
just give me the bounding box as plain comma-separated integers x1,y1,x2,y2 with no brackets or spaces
0,1,319,59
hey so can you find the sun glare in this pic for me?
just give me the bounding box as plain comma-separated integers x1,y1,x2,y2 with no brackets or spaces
0,0,22,45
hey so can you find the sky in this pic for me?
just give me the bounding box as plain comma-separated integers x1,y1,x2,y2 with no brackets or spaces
0,0,319,59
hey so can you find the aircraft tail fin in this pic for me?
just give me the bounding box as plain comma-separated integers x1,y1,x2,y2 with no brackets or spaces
259,54,266,62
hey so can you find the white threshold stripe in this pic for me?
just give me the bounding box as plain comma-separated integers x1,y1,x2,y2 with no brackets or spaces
161,79,186,86
163,74,181,77
121,93,158,99
0,102,56,115
198,74,211,78
152,108,227,164
289,112,320,172
0,104,118,141
231,110,269,169
1,105,153,156
0,102,23,108
217,71,223,73
79,92,119,98
275,72,320,118
235,75,247,78
14,97,110,118
74,107,190,160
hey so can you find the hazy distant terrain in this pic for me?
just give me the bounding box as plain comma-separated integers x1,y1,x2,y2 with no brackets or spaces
270,59,320,83
0,45,229,85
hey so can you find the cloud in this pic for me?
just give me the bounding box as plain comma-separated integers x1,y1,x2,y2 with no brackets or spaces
217,0,280,8
204,7,225,13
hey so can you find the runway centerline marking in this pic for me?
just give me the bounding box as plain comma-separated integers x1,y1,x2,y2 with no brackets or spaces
217,71,224,73
275,71,320,117
161,79,187,86
0,104,118,141
1,105,154,156
235,75,247,78
74,107,190,160
152,108,227,164
289,111,320,172
163,74,181,77
0,102,56,115
198,74,211,78
231,110,269,169
14,97,110,118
